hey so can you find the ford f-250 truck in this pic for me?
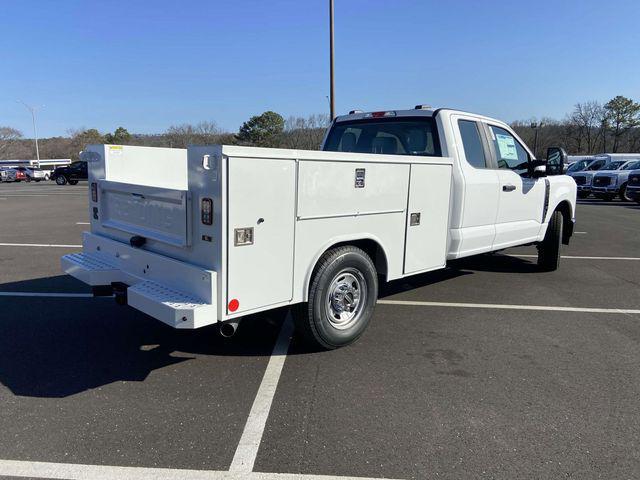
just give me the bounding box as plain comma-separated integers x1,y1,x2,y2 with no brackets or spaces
61,106,576,349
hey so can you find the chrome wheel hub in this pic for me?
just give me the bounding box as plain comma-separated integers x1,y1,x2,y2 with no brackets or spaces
326,269,366,329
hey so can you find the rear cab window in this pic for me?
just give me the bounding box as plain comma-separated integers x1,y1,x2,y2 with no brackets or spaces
457,120,488,168
323,117,441,157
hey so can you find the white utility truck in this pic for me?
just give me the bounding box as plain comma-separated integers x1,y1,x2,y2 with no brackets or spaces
62,107,577,349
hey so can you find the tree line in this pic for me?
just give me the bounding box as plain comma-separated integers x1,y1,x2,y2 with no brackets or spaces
0,112,330,161
2,95,639,161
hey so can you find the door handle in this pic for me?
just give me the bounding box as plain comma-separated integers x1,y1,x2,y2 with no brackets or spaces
502,184,516,192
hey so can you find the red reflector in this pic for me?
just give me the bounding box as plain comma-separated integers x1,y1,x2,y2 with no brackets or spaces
228,299,239,312
371,111,385,118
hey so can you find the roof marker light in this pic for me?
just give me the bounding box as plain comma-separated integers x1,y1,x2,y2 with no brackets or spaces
414,104,432,110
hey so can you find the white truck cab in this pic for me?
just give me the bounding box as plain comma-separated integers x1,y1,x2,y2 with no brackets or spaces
62,106,576,349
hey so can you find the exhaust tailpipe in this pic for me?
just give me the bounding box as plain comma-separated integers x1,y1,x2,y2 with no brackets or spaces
219,321,239,338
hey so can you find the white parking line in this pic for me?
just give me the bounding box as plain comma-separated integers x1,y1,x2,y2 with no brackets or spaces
230,315,295,473
76,222,90,225
510,254,640,261
0,459,401,480
0,292,94,298
0,242,81,248
378,299,640,314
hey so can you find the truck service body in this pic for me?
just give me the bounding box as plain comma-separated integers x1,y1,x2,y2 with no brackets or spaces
62,107,577,348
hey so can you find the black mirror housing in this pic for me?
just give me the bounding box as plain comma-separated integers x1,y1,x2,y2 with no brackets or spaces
546,147,567,176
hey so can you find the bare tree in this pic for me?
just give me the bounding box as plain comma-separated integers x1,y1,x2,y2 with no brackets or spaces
282,114,330,150
0,126,23,154
165,121,224,148
568,101,606,154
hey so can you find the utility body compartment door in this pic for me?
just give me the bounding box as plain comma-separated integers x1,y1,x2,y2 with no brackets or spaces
404,164,452,274
226,157,295,315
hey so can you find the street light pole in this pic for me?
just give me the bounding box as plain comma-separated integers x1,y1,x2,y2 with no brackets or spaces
329,0,335,120
17,100,42,163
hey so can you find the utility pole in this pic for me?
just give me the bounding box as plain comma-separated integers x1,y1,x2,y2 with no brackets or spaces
17,100,42,163
530,121,540,158
329,0,335,120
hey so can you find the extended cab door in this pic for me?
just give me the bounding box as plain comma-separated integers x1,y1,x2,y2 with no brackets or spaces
483,123,546,249
450,114,499,257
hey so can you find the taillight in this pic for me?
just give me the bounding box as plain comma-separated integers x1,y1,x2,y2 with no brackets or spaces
91,182,98,202
201,198,213,225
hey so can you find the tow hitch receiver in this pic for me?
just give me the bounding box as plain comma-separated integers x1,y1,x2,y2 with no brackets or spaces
112,282,129,306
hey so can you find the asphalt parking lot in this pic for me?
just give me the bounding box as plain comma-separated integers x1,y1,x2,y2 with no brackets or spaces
1,181,639,480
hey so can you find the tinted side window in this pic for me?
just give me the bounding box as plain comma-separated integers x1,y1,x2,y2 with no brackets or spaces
489,126,530,175
458,120,487,169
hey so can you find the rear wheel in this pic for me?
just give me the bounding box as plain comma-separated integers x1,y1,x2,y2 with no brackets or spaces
537,210,563,272
56,176,67,185
294,246,378,350
68,180,78,185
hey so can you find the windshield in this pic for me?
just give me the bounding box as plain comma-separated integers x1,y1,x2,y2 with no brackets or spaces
567,160,589,173
603,161,625,170
587,160,605,170
323,117,441,157
622,160,640,170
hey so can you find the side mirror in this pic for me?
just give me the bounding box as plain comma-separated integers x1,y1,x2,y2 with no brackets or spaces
546,147,567,176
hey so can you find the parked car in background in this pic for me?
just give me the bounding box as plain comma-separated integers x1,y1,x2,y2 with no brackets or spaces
0,167,11,182
625,170,640,204
568,157,608,198
14,166,47,182
50,161,88,185
592,159,640,201
0,168,27,182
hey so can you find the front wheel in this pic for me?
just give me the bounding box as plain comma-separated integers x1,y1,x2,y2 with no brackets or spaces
68,180,78,185
537,210,563,272
56,176,67,185
294,246,378,350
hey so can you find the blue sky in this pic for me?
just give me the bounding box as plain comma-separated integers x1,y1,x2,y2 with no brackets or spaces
2,0,639,137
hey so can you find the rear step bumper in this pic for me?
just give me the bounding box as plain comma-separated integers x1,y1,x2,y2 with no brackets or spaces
61,232,218,329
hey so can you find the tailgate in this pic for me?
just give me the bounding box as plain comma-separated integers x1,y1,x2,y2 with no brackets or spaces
99,180,190,247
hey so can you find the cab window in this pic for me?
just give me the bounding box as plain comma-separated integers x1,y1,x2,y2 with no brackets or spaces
488,125,530,175
458,120,488,168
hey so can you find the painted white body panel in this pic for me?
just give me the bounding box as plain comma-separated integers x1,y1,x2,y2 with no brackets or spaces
62,109,576,329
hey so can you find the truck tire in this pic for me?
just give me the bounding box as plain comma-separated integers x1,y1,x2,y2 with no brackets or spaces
537,210,563,272
295,246,378,350
56,176,67,185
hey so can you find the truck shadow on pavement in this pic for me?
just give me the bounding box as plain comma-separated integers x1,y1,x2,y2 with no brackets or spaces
0,276,287,398
379,253,539,298
0,255,535,398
